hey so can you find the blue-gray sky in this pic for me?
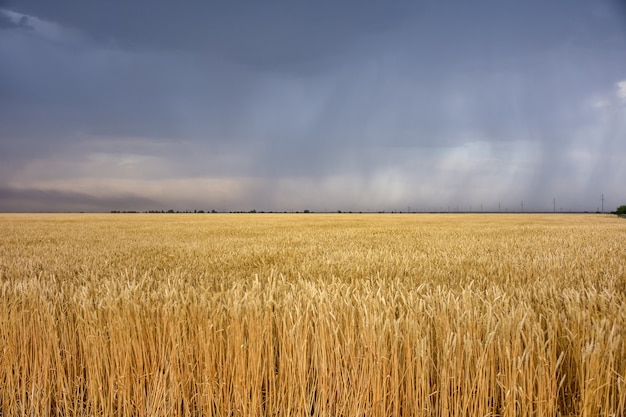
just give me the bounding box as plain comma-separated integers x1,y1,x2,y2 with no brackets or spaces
1,1,625,212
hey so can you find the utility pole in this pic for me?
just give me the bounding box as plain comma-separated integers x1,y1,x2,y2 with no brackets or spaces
499,202,501,213
553,198,556,213
601,194,604,213
521,201,523,213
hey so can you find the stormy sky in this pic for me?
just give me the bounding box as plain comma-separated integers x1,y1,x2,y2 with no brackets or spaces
1,1,625,212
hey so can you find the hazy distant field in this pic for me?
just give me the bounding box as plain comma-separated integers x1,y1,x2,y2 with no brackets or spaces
0,213,624,417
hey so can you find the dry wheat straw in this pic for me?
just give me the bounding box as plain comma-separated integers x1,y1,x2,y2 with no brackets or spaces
0,213,624,416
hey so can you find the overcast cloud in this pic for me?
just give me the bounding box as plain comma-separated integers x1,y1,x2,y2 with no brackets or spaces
1,0,625,212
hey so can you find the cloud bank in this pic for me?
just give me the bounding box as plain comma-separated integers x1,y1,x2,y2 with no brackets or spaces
1,1,625,212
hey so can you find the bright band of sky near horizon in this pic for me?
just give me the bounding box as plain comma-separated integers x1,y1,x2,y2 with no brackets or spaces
0,1,625,212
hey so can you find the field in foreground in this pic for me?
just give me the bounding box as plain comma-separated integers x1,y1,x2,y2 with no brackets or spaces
0,213,624,417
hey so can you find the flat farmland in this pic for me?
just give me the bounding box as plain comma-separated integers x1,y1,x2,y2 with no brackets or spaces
0,213,624,417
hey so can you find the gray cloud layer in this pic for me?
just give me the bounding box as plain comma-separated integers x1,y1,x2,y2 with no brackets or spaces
1,1,625,212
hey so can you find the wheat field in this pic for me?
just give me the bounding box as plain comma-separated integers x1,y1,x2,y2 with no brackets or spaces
0,213,624,417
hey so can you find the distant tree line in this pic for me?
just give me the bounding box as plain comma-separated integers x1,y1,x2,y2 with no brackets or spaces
110,209,217,214
108,207,626,215
108,209,363,214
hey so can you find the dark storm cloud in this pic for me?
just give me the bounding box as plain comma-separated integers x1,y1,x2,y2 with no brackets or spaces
0,10,23,29
0,0,415,150
1,1,625,211
11,1,415,68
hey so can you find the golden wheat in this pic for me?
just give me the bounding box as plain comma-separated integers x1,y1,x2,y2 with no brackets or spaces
0,213,624,416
